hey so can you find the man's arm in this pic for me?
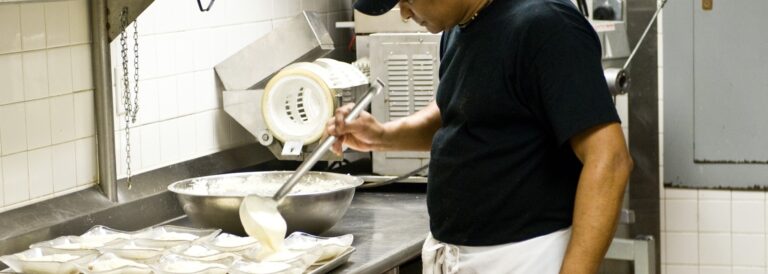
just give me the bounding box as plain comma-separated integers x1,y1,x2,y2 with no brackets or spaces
559,122,633,274
327,101,441,153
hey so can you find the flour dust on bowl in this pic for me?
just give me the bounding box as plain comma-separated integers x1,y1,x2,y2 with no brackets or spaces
168,171,363,235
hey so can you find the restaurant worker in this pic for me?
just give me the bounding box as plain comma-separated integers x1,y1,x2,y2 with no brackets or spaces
327,0,633,273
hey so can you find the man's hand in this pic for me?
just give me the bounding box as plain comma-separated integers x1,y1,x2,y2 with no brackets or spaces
325,101,442,155
560,122,633,274
326,103,386,155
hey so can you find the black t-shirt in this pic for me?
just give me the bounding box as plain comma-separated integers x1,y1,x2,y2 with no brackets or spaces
428,0,620,246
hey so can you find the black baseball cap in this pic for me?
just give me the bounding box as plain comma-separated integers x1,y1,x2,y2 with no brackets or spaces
354,0,400,16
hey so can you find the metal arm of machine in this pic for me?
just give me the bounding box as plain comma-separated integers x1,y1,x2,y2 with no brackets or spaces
605,0,668,95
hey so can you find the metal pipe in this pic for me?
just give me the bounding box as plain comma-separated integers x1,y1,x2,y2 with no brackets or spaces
622,0,668,71
91,0,119,202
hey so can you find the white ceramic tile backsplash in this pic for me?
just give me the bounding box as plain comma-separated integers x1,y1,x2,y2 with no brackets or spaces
173,33,195,74
732,234,766,267
28,147,53,198
44,2,70,47
25,99,52,149
50,94,76,143
0,160,3,206
2,152,29,205
667,199,698,232
699,200,731,233
176,73,196,115
20,3,45,51
74,90,95,138
698,233,731,266
177,115,197,159
23,50,49,100
47,47,73,96
70,44,93,91
139,123,160,169
156,77,179,120
666,265,698,274
0,4,21,54
732,267,765,274
0,0,95,213
699,266,731,274
667,232,699,264
159,120,179,163
732,202,765,233
0,53,24,105
51,141,76,192
193,70,219,112
133,79,159,126
75,137,96,186
274,0,300,18
0,103,28,155
68,0,89,44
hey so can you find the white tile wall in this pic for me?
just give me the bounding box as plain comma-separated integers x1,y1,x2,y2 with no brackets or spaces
2,152,29,205
28,147,52,198
0,103,28,155
0,4,21,54
0,53,24,105
732,234,765,267
699,233,731,266
70,44,93,91
667,265,698,274
23,50,49,100
51,141,76,192
25,99,52,149
20,3,45,51
74,90,95,138
44,2,70,48
0,159,4,206
699,266,731,274
110,0,355,178
47,47,73,95
50,94,76,143
68,0,89,44
75,137,96,186
1,0,354,207
0,0,95,213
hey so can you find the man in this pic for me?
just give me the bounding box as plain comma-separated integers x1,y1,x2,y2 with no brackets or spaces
326,0,633,273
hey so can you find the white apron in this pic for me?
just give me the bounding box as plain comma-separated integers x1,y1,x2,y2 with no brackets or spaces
422,227,572,274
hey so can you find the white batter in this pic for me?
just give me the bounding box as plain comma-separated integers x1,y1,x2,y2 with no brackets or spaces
239,196,287,257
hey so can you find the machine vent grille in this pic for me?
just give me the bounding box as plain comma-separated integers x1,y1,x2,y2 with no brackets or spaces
386,54,435,120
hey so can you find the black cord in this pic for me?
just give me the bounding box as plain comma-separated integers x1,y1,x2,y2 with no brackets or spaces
359,164,430,189
197,0,215,12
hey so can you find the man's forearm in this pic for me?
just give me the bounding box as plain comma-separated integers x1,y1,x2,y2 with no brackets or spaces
559,154,632,274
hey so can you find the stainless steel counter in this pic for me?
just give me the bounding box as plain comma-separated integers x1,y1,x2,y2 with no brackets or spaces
170,192,429,274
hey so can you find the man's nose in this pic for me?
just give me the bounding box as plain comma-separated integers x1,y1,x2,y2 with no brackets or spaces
398,1,414,20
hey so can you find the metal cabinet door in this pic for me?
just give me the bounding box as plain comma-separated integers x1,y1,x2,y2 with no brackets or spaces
665,0,768,188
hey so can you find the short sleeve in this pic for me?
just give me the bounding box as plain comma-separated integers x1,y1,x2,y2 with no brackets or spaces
532,24,620,145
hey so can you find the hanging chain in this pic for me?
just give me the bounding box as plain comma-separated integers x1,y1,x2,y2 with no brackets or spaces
120,7,139,189
132,18,140,123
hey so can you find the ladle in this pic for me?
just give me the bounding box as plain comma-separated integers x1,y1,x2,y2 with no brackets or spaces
239,79,384,253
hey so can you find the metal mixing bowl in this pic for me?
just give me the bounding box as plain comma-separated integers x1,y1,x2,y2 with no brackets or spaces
168,171,363,235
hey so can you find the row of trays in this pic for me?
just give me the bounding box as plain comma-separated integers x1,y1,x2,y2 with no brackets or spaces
0,225,355,274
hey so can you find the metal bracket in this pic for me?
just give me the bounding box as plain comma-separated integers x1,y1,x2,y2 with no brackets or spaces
605,235,656,274
106,0,154,42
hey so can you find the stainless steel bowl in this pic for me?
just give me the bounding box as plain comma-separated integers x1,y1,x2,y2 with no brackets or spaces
168,171,363,235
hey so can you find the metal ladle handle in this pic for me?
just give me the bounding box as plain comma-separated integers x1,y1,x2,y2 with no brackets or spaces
272,78,386,202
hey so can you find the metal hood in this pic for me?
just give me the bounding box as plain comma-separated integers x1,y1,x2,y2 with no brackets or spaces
214,11,335,91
